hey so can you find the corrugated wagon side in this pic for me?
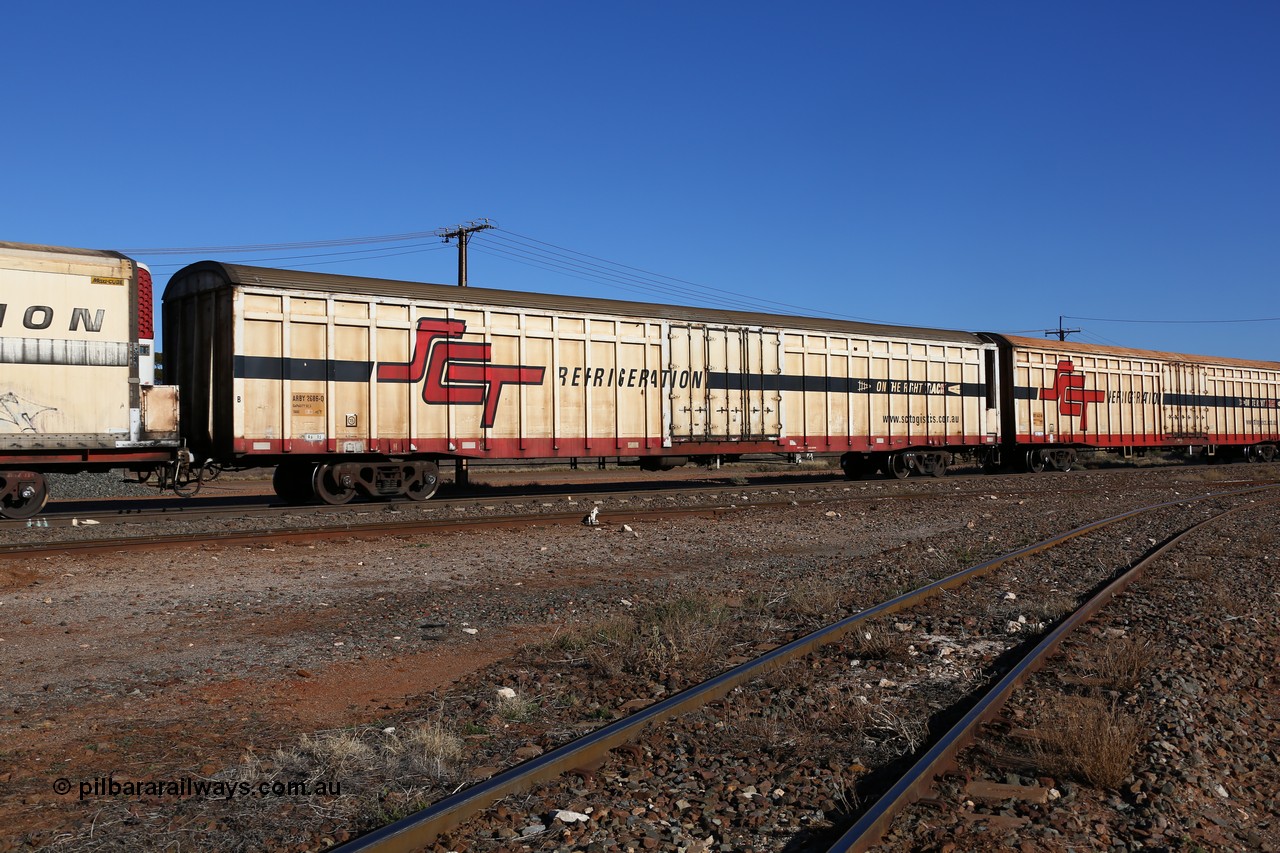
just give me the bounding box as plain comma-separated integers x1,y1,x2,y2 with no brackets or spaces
988,335,1280,470
163,262,1002,503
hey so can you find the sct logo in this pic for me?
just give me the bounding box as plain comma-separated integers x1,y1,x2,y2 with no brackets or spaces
377,318,545,428
1039,360,1105,429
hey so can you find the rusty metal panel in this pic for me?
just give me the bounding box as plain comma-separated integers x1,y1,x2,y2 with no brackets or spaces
140,385,179,436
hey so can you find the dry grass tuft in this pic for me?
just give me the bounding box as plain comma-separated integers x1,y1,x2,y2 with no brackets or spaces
1088,636,1154,692
230,721,465,799
1030,696,1144,789
579,596,735,682
847,624,910,661
775,577,853,621
496,689,540,722
734,684,871,755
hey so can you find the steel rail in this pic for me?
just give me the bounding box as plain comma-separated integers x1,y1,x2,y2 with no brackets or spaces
0,505,744,560
333,483,1275,853
13,467,1269,532
827,489,1280,852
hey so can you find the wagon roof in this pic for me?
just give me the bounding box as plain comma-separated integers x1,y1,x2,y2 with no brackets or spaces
0,241,131,262
163,261,988,345
994,334,1280,372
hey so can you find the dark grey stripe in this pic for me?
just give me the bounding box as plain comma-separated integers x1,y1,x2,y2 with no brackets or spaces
1015,386,1279,408
710,372,985,397
234,355,373,382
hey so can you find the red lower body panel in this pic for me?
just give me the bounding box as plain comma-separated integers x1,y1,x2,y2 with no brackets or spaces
231,434,997,459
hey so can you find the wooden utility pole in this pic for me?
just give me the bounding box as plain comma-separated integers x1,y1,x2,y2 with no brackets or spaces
437,219,494,287
1044,315,1081,342
435,219,494,486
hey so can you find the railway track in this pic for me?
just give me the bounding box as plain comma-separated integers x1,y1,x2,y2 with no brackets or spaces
332,483,1276,852
4,466,1274,558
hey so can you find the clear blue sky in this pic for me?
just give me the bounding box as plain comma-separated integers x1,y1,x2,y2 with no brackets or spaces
4,2,1278,359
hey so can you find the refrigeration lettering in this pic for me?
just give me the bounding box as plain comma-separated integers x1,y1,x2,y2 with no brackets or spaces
557,366,703,389
0,304,107,332
1105,391,1157,404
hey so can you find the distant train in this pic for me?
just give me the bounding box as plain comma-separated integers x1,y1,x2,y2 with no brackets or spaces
2,240,1277,518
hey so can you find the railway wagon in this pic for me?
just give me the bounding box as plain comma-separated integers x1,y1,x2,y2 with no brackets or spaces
0,242,181,518
987,334,1280,471
162,262,1000,503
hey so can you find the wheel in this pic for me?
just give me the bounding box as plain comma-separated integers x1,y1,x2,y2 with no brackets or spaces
312,464,357,505
840,453,857,479
272,463,316,504
840,453,869,480
1026,449,1046,474
930,455,948,478
0,473,49,520
405,462,441,501
1261,445,1277,464
1055,450,1077,473
885,452,911,479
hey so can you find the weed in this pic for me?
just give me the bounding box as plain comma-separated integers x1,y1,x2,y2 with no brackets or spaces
579,596,735,682
496,690,539,723
1030,696,1144,789
867,705,926,753
775,577,851,621
847,624,909,661
1088,636,1154,693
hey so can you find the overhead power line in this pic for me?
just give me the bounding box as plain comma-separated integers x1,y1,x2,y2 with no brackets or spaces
481,228,882,322
121,230,445,255
123,223,898,325
1065,314,1280,325
145,241,450,271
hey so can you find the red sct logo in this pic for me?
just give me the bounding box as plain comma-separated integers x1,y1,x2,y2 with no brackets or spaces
376,318,545,428
1039,360,1105,430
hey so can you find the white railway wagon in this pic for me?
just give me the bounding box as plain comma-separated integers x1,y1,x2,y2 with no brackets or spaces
0,242,180,517
163,263,999,503
990,335,1280,470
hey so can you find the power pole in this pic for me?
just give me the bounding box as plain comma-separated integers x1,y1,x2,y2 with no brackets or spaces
436,219,495,287
434,219,494,487
1043,315,1081,342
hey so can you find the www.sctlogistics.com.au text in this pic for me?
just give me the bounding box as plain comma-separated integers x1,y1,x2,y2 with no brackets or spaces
58,776,341,800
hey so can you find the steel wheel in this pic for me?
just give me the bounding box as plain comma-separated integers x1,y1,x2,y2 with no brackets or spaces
0,473,48,520
405,462,441,501
273,463,317,504
1026,449,1046,474
840,453,870,480
886,452,911,479
312,464,357,505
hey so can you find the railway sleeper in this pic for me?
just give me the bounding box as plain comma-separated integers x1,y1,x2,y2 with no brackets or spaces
274,460,441,506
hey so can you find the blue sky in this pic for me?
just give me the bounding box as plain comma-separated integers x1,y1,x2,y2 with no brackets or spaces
4,2,1278,359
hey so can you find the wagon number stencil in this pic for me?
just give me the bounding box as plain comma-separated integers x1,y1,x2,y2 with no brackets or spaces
376,318,545,428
